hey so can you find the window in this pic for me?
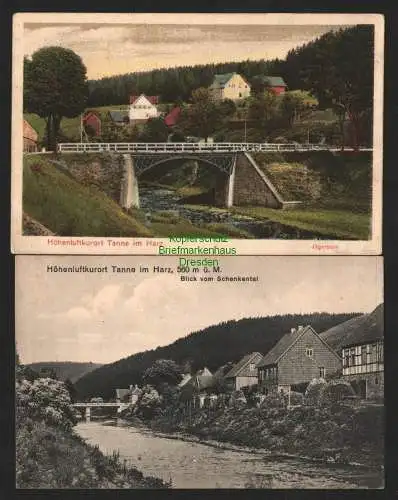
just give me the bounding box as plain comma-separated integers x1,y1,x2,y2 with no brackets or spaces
306,347,313,358
319,367,326,378
350,347,356,367
361,345,367,365
353,345,361,365
371,344,377,363
378,342,384,363
249,363,256,371
366,344,371,364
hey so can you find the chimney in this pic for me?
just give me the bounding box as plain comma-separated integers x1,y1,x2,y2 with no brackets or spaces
291,328,296,334
298,325,303,332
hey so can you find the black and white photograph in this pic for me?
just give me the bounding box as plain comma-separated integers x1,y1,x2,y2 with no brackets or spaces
11,13,383,255
15,255,384,489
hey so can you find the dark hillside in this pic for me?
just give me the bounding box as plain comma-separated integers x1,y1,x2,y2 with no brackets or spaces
27,362,103,383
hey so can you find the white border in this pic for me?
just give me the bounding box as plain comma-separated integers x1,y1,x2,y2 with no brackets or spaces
11,13,384,255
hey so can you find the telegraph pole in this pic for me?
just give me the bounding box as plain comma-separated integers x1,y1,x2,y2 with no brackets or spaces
80,113,83,143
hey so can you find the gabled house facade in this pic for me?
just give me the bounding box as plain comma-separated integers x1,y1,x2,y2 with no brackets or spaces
257,325,341,394
115,384,141,405
129,94,159,123
209,72,251,101
83,111,102,136
179,367,215,408
115,388,130,403
23,119,38,152
224,352,263,391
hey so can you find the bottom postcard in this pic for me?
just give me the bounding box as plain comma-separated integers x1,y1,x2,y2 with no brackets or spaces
15,255,384,489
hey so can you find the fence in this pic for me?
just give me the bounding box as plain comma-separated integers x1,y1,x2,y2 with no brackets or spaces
56,142,372,154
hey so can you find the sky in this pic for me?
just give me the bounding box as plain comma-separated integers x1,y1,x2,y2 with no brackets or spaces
22,18,351,79
15,256,383,365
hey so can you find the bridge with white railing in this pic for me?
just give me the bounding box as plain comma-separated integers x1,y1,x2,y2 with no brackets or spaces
73,402,129,422
50,142,372,211
57,142,372,154
73,402,120,408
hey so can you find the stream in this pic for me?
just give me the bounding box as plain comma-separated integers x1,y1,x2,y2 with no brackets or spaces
75,421,383,489
139,187,330,239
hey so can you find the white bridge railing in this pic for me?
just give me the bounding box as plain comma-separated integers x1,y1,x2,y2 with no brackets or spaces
57,142,373,154
73,402,121,407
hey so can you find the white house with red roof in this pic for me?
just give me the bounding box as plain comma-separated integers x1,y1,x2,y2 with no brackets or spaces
129,94,159,123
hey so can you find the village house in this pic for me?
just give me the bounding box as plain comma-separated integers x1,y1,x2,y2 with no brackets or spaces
224,352,264,391
340,304,384,400
23,119,38,152
257,325,341,395
108,110,129,126
129,94,159,124
208,72,251,101
115,384,141,405
82,111,101,136
164,106,181,127
179,367,216,408
253,75,287,95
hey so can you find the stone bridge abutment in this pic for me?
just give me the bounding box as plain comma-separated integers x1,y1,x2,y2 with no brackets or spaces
120,152,284,210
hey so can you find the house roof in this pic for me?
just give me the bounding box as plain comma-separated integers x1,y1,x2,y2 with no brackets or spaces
115,388,130,399
192,375,215,391
225,352,263,379
211,72,251,88
23,119,38,141
196,367,212,377
83,111,100,122
320,304,383,350
108,111,128,122
178,373,192,387
213,362,234,380
257,325,339,367
256,76,287,87
180,368,215,393
130,94,159,105
164,106,181,126
212,73,235,86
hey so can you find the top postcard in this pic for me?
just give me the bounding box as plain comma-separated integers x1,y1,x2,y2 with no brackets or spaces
11,13,384,255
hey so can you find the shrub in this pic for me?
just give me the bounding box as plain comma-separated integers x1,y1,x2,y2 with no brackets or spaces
319,380,356,406
260,391,288,409
16,378,76,430
135,386,161,420
229,390,247,408
289,391,304,406
304,378,327,406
